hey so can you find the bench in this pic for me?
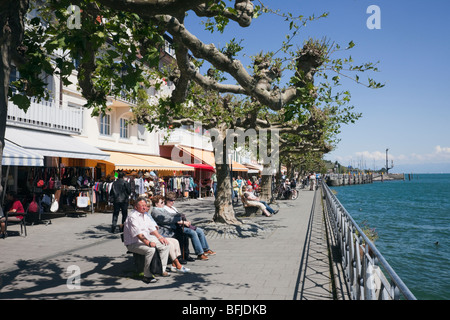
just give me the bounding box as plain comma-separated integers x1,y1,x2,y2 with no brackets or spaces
239,195,263,217
126,250,163,276
120,227,164,276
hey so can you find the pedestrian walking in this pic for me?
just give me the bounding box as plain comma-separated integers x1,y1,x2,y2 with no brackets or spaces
110,171,131,233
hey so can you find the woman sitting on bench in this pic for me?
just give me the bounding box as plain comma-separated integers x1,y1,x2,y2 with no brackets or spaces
242,186,277,217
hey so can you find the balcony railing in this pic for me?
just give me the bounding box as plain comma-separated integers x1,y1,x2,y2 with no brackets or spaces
7,98,83,134
160,128,213,151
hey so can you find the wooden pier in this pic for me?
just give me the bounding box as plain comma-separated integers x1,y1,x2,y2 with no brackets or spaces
326,173,405,186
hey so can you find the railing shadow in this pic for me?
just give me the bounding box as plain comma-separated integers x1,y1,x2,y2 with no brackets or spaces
294,188,334,300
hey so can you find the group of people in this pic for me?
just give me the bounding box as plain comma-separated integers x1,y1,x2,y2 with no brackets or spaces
232,176,261,201
307,172,320,191
121,190,216,284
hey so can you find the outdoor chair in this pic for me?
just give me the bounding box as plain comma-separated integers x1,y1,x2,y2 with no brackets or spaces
4,203,27,237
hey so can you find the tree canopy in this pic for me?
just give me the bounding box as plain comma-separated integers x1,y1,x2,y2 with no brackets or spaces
0,0,383,222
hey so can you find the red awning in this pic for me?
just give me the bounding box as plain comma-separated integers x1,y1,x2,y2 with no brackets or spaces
185,163,215,172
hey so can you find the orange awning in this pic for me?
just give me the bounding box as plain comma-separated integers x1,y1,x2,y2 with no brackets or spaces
104,151,194,171
230,161,249,172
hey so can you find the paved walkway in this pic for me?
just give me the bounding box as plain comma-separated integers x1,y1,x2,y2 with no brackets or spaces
0,188,340,300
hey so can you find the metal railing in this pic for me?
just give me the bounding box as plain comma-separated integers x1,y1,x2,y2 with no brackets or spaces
321,180,416,300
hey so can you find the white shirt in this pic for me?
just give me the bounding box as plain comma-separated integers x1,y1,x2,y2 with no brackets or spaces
244,191,257,201
164,205,178,214
123,209,158,246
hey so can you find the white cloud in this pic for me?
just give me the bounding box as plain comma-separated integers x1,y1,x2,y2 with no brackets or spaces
354,150,386,161
326,146,450,167
435,145,450,154
403,146,450,164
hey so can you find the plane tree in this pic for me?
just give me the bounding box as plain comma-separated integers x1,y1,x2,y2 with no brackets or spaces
0,0,382,222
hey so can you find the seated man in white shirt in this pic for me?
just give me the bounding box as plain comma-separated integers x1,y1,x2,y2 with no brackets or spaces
123,196,171,283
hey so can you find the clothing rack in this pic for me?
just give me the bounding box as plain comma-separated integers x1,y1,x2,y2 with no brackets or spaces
164,175,195,201
60,186,94,217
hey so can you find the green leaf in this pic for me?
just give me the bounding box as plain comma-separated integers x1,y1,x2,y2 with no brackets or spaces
10,94,31,111
106,49,120,59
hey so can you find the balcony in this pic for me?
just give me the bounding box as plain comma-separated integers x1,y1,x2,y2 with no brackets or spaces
7,97,83,134
160,127,213,151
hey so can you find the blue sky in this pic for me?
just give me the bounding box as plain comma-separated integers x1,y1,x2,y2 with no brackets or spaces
186,1,450,173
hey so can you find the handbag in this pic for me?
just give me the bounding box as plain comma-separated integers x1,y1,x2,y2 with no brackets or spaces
50,194,59,212
76,195,89,208
150,250,163,276
28,195,39,213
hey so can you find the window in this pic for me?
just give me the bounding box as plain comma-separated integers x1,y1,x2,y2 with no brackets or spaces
120,118,129,139
100,114,111,136
137,124,146,141
9,66,19,94
164,39,175,57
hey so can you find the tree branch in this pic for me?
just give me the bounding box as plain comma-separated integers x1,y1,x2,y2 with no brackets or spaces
160,14,326,110
193,0,254,27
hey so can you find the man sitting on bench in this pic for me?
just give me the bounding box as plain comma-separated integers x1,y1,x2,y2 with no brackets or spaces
123,196,171,283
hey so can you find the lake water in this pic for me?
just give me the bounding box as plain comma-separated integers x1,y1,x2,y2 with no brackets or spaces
330,174,450,300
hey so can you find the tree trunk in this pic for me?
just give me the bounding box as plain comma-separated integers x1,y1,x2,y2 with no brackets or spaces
212,127,241,225
213,162,240,224
0,5,13,202
259,163,272,203
0,0,29,204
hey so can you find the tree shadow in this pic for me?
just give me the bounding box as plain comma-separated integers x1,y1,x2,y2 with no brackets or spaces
0,252,249,300
76,223,118,240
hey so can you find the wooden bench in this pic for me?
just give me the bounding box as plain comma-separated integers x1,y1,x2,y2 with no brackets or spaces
239,195,263,217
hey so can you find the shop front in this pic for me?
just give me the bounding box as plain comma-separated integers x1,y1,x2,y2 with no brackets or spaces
4,127,111,219
100,150,195,200
160,144,248,198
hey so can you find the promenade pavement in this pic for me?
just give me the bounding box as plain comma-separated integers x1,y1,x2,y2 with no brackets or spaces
0,188,337,301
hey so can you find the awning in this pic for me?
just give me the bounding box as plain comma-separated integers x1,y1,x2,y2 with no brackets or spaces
2,139,44,166
177,145,248,172
5,127,110,161
230,161,249,172
105,150,194,171
185,163,215,172
243,163,263,172
178,145,216,167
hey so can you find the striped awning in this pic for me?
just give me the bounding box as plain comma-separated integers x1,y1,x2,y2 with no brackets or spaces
2,139,44,167
6,127,110,161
